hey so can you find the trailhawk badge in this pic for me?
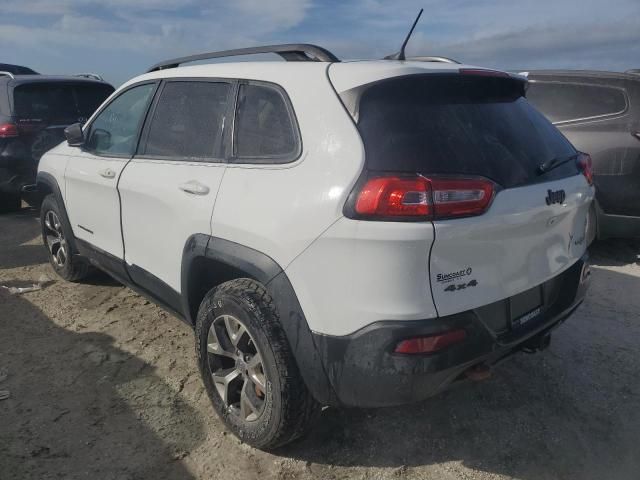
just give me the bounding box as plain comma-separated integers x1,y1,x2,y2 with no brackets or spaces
436,267,472,283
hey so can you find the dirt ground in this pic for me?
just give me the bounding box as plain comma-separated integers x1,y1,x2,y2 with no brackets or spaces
1,206,639,480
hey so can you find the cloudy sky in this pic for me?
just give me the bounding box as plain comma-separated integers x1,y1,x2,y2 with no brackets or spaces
1,0,638,86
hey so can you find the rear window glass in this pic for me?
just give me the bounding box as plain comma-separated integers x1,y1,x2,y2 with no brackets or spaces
13,83,114,121
144,81,230,159
352,74,577,188
526,82,627,123
234,83,299,160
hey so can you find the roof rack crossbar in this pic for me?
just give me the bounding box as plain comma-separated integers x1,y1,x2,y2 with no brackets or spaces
75,73,104,81
407,56,461,64
147,43,340,73
0,71,15,79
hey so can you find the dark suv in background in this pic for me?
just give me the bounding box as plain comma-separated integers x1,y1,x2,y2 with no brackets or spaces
0,63,38,75
524,70,640,239
0,72,114,211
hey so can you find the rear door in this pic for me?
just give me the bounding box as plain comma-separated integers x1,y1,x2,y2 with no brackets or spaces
353,73,594,317
118,79,232,297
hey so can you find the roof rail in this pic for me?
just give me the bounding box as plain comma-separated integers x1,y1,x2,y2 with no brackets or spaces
407,56,461,64
0,71,15,79
147,43,340,72
75,73,104,81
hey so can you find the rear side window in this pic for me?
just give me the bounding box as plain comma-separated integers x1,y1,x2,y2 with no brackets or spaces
352,74,577,189
144,81,230,159
12,83,114,121
526,82,627,123
234,83,299,161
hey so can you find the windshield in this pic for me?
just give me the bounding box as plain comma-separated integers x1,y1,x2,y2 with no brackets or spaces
350,74,578,188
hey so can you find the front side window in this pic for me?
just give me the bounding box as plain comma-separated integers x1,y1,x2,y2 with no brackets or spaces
234,83,299,161
85,83,156,156
526,82,627,123
143,81,230,159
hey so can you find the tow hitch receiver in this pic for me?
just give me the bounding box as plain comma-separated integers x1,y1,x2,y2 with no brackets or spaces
522,332,551,353
465,363,491,381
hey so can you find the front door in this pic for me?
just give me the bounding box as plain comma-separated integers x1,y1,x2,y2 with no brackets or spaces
64,82,157,258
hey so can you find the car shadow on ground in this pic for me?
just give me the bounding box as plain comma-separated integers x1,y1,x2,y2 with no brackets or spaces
0,290,205,479
279,263,640,480
589,238,640,267
0,206,49,270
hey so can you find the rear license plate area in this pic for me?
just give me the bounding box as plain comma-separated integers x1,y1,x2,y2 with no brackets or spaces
510,286,543,329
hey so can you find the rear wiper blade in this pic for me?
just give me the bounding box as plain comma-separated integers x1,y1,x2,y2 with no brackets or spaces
538,153,579,174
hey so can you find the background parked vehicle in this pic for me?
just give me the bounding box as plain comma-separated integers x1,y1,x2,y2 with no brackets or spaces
524,70,640,240
0,72,114,212
0,63,38,75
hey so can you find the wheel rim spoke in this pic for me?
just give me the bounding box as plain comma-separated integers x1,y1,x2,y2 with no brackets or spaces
212,367,241,404
44,211,66,267
246,354,266,391
206,314,267,423
240,381,262,421
224,315,246,346
206,323,235,358
46,235,60,253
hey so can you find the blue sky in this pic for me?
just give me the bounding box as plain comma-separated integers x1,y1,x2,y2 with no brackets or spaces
1,0,638,86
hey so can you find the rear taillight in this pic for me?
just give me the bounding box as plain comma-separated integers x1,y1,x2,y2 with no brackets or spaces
0,123,19,138
394,329,467,354
349,174,495,221
430,178,495,218
576,153,593,185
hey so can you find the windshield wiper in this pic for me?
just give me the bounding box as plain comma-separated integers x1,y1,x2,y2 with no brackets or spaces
538,153,579,174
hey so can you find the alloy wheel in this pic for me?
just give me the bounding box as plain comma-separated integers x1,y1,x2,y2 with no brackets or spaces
43,210,68,268
206,314,267,422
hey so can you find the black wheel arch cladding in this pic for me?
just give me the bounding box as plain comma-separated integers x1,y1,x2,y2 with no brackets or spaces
36,172,80,255
181,234,339,405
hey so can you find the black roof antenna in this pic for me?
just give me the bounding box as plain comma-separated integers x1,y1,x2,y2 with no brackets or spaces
384,8,424,61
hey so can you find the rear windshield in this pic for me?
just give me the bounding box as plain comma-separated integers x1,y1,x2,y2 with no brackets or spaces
12,83,114,122
350,74,578,188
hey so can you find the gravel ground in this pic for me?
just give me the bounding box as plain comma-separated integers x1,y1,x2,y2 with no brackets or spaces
1,206,639,480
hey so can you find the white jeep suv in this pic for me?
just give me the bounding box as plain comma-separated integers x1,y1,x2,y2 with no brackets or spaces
37,44,594,449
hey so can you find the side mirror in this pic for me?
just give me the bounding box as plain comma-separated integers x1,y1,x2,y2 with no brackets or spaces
64,123,84,147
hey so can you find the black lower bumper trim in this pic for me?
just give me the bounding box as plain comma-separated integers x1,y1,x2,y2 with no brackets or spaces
313,254,590,408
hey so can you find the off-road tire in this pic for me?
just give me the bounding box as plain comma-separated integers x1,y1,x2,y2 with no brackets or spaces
195,278,319,450
40,194,90,282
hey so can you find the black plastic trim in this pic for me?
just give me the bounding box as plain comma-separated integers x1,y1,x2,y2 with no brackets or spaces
75,237,186,322
180,234,338,404
312,254,590,407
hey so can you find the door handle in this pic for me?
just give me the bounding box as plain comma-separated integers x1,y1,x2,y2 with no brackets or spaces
99,168,116,179
179,180,210,195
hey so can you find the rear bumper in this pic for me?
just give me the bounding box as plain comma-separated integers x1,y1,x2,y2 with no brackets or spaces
312,254,590,408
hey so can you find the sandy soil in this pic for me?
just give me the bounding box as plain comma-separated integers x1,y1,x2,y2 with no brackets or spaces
1,206,639,480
